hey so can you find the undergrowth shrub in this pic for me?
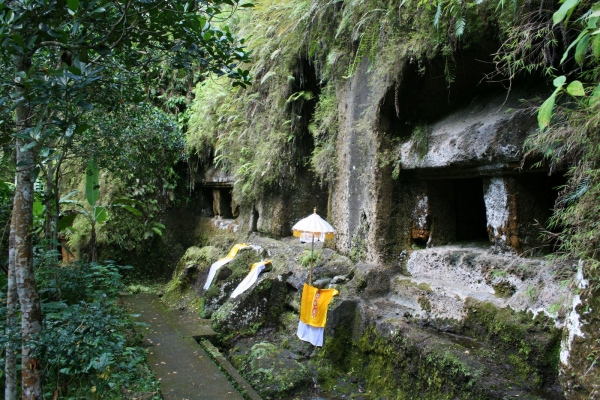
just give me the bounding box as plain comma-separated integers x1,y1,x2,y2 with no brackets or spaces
1,257,160,399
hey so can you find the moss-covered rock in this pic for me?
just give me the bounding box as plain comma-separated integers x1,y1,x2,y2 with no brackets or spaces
162,246,220,310
230,342,310,398
201,249,263,318
458,298,562,387
211,276,288,344
307,297,564,400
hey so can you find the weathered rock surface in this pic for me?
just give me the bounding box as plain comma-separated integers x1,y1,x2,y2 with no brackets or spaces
390,245,574,321
164,236,572,399
211,275,287,342
398,90,537,171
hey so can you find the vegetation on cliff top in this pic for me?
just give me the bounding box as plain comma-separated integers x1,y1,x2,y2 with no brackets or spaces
185,0,499,203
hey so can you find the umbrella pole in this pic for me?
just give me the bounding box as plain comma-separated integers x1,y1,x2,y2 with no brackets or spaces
309,233,315,286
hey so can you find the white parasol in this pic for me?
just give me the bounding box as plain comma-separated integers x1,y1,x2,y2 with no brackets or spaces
292,208,335,285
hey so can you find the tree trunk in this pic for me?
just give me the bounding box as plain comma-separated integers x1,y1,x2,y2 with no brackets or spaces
44,162,55,247
5,214,18,400
90,222,97,262
13,54,43,399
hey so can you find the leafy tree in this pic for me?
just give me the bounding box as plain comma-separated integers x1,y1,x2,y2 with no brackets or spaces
0,0,252,397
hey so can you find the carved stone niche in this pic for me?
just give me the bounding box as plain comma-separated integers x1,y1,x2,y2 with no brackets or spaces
401,172,562,254
212,188,235,218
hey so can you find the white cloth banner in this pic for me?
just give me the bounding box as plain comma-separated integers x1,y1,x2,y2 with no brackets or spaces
296,320,324,347
230,262,267,298
203,258,234,290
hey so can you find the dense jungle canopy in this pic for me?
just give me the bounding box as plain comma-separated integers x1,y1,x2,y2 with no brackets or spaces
1,0,600,398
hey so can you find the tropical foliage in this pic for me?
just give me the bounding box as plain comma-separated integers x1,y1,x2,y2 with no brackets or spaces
1,257,160,399
0,0,252,396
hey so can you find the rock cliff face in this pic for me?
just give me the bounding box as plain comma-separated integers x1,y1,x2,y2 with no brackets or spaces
330,61,560,264
183,41,585,399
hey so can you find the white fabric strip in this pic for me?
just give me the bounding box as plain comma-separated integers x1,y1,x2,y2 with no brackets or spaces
296,320,324,347
203,258,233,290
230,263,267,298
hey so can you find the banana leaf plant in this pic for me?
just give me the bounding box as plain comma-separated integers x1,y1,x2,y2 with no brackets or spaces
58,158,145,262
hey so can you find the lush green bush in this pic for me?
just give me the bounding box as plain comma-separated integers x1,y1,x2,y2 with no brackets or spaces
1,259,160,399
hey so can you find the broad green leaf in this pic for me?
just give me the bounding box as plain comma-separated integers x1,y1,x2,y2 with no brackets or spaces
74,123,91,135
553,0,581,26
120,205,143,216
566,80,585,96
30,166,40,182
58,213,78,231
67,0,79,12
590,82,600,107
94,206,107,224
86,158,99,207
575,33,590,66
561,29,587,63
538,92,556,131
593,34,600,59
553,75,567,88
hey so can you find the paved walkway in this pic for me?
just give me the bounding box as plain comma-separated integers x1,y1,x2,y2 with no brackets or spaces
123,293,249,400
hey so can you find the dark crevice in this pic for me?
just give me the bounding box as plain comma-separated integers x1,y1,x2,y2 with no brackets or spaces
454,178,488,242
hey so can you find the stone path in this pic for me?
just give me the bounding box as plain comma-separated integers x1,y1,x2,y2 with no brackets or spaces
123,293,259,400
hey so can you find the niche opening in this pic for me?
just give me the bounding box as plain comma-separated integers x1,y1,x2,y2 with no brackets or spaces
454,178,488,242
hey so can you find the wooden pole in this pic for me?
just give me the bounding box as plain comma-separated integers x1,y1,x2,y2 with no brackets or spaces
309,233,315,286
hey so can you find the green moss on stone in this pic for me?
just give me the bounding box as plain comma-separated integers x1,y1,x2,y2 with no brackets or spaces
235,342,310,398
162,245,219,309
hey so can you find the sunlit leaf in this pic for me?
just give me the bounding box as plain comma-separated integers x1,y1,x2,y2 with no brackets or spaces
538,93,556,131
553,0,581,26
566,80,585,97
553,75,566,88
575,33,590,66
94,206,107,224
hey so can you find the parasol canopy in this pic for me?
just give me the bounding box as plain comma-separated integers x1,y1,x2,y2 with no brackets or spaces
292,208,335,285
292,208,335,241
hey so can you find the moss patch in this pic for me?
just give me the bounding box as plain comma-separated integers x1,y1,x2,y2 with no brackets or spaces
211,277,288,345
162,246,219,310
230,342,310,398
308,299,563,399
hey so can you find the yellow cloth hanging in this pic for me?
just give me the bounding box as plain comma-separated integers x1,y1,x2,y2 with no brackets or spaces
250,260,271,271
299,284,339,328
224,243,251,260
